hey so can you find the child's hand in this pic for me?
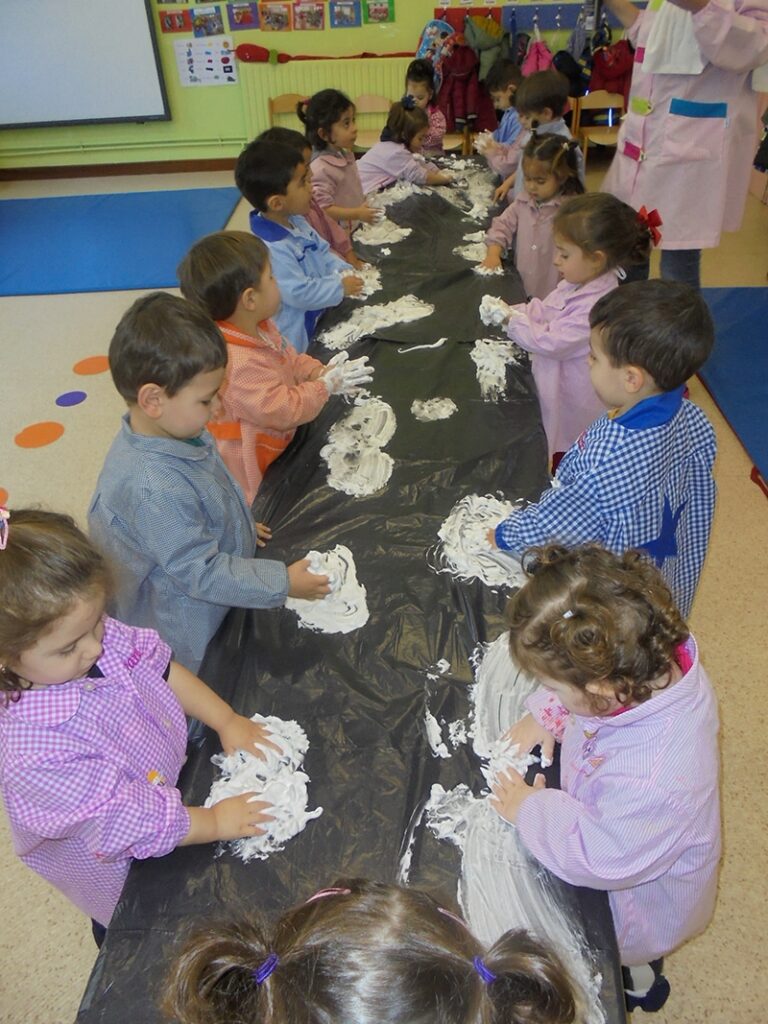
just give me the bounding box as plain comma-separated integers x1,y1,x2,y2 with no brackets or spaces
493,177,514,204
501,712,556,763
255,521,272,548
211,793,273,841
356,204,382,224
480,253,502,272
490,767,546,824
287,558,332,600
342,275,364,297
345,251,367,270
486,527,498,548
218,712,282,760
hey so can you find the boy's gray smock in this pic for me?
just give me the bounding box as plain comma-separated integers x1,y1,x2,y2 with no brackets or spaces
88,416,289,673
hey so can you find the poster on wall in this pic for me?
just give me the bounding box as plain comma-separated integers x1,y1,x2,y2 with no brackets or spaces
362,0,394,23
293,1,325,30
160,9,193,31
259,1,292,30
191,5,225,35
329,0,361,28
174,36,238,85
227,2,260,28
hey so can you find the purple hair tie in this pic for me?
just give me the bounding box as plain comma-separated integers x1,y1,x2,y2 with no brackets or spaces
473,955,497,985
401,94,416,110
253,952,279,985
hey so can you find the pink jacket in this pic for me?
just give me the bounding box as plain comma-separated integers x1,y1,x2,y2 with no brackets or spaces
209,319,329,504
485,134,523,179
422,105,448,155
517,636,720,964
357,141,439,193
603,0,768,249
310,149,365,233
484,192,564,299
506,272,617,456
306,196,352,259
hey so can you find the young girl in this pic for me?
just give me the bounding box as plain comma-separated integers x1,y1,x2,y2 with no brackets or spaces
163,879,579,1024
0,509,279,936
405,58,447,156
357,99,454,194
500,192,654,462
178,231,372,504
481,133,584,299
298,89,379,235
491,544,720,1014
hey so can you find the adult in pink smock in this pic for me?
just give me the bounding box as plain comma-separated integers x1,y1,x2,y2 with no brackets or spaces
602,0,768,287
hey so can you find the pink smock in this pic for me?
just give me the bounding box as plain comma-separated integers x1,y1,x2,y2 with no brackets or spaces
310,149,366,234
484,192,565,299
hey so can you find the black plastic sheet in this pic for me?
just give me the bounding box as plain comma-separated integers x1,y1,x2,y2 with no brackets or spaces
77,184,626,1023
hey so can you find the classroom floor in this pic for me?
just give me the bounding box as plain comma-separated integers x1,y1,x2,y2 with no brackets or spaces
0,159,766,1024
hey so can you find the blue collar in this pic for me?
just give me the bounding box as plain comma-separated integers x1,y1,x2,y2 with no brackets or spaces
249,211,292,242
614,385,685,430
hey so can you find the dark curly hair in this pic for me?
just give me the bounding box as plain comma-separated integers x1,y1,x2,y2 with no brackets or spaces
297,88,355,150
506,544,689,709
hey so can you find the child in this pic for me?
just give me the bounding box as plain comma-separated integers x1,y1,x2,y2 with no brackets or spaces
256,127,367,270
489,280,716,618
178,230,372,505
0,509,278,934
405,58,447,156
493,70,584,205
490,543,720,1013
480,132,584,298
88,292,330,675
357,100,454,193
297,89,379,233
235,140,363,353
476,59,524,179
163,879,579,1024
498,192,653,461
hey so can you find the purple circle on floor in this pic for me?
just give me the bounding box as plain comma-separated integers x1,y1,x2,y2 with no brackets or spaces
55,390,87,408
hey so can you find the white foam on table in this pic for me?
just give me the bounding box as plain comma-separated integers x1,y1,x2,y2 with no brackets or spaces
433,493,526,589
286,544,369,633
320,394,396,496
342,264,382,299
470,337,521,401
411,397,457,421
317,296,434,351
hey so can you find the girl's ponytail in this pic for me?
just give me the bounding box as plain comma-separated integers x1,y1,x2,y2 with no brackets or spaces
385,100,429,147
484,930,577,1024
553,193,653,270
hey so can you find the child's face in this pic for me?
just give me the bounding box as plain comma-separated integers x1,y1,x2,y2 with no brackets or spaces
490,84,516,111
10,590,106,687
588,326,630,409
406,80,432,110
280,160,313,217
252,260,281,322
409,128,428,153
522,158,561,203
155,366,225,440
328,105,358,150
553,232,607,286
518,107,553,132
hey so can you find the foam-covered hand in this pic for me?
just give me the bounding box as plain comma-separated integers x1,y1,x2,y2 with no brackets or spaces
323,352,373,395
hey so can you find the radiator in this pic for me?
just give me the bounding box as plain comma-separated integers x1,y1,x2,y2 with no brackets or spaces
239,58,413,136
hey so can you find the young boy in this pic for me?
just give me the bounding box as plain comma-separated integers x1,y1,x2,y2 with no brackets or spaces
489,281,717,617
178,230,372,504
493,70,584,204
235,140,363,353
88,292,330,674
478,60,524,179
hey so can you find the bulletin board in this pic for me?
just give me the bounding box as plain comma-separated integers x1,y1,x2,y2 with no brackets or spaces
0,0,169,129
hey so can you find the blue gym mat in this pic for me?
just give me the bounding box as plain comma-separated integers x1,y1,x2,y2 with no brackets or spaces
699,287,768,481
0,187,241,296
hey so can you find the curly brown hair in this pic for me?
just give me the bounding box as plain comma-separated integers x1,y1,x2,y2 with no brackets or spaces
506,544,689,709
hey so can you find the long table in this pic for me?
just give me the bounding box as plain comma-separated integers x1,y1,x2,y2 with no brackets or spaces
77,182,626,1023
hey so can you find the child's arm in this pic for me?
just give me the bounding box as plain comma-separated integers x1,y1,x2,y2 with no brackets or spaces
224,349,329,434
493,171,517,205
505,298,593,360
269,236,348,312
311,161,379,225
482,202,519,270
325,203,380,225
487,140,523,180
425,168,454,186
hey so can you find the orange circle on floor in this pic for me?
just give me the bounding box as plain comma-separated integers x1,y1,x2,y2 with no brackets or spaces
73,355,109,375
0,488,8,505
14,422,65,448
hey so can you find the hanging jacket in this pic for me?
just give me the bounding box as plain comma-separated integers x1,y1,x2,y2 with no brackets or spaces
589,39,635,104
464,14,510,81
522,39,554,75
437,43,482,131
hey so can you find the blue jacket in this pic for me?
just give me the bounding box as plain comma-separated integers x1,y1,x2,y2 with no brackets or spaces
493,106,522,146
250,212,347,353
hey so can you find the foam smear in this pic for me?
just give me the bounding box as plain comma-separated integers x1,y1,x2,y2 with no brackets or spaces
320,394,396,496
411,397,457,421
368,180,431,209
470,338,522,401
433,494,527,589
398,337,447,354
355,220,412,246
342,264,382,299
205,714,323,863
317,296,434,351
286,544,369,633
437,157,496,222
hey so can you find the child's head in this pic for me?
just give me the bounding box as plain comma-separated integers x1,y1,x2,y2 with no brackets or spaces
0,509,110,699
514,70,570,129
405,57,437,109
507,544,689,713
255,125,312,166
297,89,357,151
552,193,652,285
521,132,585,203
235,139,312,217
109,292,227,440
162,879,577,1024
178,231,279,325
385,99,430,151
588,280,715,406
485,59,523,110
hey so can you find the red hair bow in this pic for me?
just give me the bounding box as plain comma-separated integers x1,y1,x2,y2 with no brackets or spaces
637,206,663,246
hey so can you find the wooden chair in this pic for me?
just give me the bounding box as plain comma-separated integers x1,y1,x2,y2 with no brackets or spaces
353,93,393,147
355,93,393,116
571,90,625,170
268,92,305,128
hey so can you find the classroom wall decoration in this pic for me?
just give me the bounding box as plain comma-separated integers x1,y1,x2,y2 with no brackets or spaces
362,0,394,24
174,37,238,85
192,4,225,35
227,2,260,29
294,2,326,31
259,1,293,31
330,0,362,28
159,9,194,31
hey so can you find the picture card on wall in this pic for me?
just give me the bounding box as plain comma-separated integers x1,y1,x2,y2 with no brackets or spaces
227,2,260,28
174,37,238,85
363,0,394,23
160,10,194,31
293,1,325,30
192,5,225,35
330,0,361,28
259,2,292,30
